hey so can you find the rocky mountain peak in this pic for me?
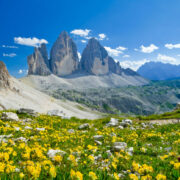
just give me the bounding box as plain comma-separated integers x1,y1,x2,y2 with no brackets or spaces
28,43,51,76
50,31,79,76
80,38,122,75
0,61,10,88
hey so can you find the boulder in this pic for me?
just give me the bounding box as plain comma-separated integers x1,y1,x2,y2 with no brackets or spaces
93,135,104,141
1,112,19,121
112,142,127,152
78,123,90,130
47,149,66,159
106,118,119,127
17,108,37,116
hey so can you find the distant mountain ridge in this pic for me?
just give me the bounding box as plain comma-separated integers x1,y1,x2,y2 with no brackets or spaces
27,31,140,77
137,62,180,80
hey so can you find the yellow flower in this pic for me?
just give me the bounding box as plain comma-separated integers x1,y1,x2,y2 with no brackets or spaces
88,155,95,162
173,162,180,170
89,171,97,180
71,169,83,180
113,172,119,180
76,171,83,180
49,166,56,178
54,155,63,163
156,174,166,180
6,164,16,173
129,174,139,180
141,175,152,180
0,162,6,173
19,172,25,179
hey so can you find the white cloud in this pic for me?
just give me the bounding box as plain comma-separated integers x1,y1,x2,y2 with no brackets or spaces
3,53,16,57
138,44,159,53
157,54,178,64
18,69,23,74
165,43,180,49
77,52,81,60
120,59,150,71
14,37,48,47
18,69,28,74
116,46,127,51
81,40,87,43
70,29,91,39
104,46,123,57
2,45,18,48
123,54,130,58
98,33,106,40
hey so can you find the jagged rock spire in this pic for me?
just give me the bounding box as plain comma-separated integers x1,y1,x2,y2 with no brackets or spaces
28,43,51,76
50,31,79,76
80,38,122,75
0,61,10,88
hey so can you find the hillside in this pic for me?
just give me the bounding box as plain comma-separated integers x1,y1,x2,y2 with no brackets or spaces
21,76,180,115
0,110,179,179
137,62,180,80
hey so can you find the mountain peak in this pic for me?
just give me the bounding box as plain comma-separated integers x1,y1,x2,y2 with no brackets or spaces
80,38,121,75
0,61,10,88
50,31,79,76
28,43,51,76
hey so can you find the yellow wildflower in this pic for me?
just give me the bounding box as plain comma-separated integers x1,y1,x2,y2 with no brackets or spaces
89,171,97,180
156,174,166,180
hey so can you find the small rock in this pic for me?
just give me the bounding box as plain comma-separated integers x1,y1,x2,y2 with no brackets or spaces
106,118,119,127
112,142,127,152
25,126,33,130
164,147,172,152
68,129,75,133
47,110,64,117
1,112,19,121
47,149,66,159
17,108,37,117
93,135,104,141
118,125,124,129
95,140,102,146
36,128,45,131
78,123,89,130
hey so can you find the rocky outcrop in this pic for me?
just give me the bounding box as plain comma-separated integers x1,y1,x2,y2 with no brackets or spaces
80,38,122,75
28,43,51,76
0,61,10,88
50,31,79,76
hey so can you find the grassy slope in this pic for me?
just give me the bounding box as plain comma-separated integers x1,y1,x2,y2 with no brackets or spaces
0,110,179,179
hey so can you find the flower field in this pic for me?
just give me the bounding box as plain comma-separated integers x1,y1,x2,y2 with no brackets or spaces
0,111,179,179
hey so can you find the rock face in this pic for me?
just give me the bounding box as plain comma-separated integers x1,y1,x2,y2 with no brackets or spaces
80,38,122,75
28,43,51,76
50,31,79,76
0,61,10,88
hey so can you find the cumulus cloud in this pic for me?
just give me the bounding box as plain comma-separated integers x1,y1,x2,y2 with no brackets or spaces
2,45,18,48
98,33,106,40
3,53,16,57
165,43,180,49
116,46,127,51
18,69,28,74
104,46,123,57
104,45,127,57
120,59,150,71
81,40,87,43
70,29,91,39
123,54,130,58
137,44,159,53
157,54,177,64
14,37,48,47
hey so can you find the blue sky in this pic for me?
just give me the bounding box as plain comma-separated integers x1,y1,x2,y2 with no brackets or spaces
1,0,180,77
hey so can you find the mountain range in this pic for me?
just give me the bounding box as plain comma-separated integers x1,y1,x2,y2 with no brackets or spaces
26,31,148,89
138,62,180,80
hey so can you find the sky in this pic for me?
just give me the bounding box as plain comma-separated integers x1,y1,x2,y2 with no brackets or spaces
1,0,180,78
